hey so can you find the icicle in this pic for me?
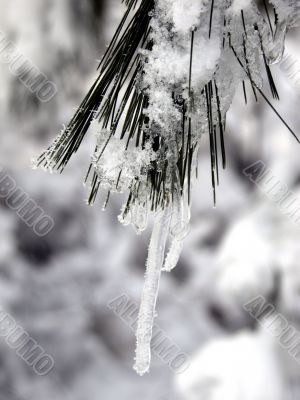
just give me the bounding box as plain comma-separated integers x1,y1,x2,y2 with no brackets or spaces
163,186,190,272
131,187,149,234
163,239,184,272
134,208,171,375
132,203,148,234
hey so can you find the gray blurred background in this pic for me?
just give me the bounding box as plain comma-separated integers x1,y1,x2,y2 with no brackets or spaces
0,1,300,399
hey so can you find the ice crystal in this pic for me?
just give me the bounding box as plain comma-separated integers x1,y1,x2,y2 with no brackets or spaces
35,0,300,374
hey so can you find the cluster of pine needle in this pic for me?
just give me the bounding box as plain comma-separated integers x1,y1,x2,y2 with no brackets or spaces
37,0,298,211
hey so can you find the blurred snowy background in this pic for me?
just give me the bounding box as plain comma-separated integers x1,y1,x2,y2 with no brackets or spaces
0,1,299,399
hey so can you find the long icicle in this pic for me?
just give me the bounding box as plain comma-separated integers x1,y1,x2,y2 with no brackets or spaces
134,208,171,375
